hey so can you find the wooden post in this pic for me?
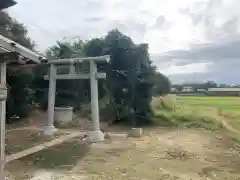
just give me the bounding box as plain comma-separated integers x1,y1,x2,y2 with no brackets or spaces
0,61,6,180
88,60,104,142
43,64,57,135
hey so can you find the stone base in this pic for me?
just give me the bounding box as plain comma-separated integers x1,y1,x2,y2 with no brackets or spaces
42,125,57,136
54,107,73,123
87,130,104,142
128,128,143,137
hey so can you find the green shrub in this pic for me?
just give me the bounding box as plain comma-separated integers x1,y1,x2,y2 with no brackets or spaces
100,101,118,123
152,95,223,130
153,111,175,126
231,136,240,149
7,69,35,119
77,97,117,123
79,103,91,117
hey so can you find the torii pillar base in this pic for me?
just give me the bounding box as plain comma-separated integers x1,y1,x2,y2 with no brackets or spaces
87,130,104,142
42,125,57,136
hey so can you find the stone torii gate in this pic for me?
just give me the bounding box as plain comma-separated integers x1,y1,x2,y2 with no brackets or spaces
44,55,110,142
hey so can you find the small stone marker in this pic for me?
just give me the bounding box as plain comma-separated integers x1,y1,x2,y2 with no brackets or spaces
128,128,143,137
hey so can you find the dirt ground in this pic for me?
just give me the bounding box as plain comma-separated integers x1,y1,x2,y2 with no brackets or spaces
6,128,240,180
5,110,240,179
6,129,68,155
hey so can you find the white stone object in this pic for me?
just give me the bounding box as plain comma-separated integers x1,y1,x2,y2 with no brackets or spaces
129,128,143,137
54,107,73,123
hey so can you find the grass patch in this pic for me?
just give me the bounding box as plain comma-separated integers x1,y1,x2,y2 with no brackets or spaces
19,140,89,169
175,96,240,132
176,96,240,112
152,96,223,131
154,110,223,130
152,95,176,111
200,166,221,178
231,135,240,149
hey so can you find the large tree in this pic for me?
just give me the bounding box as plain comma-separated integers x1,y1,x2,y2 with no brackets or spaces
44,29,171,126
0,11,34,48
86,30,156,126
40,29,171,126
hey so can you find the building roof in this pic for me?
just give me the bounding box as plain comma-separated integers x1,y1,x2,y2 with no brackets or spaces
0,0,17,10
0,35,46,64
208,88,240,92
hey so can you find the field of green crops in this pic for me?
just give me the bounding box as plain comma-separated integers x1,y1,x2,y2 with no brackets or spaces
176,96,240,131
176,96,240,112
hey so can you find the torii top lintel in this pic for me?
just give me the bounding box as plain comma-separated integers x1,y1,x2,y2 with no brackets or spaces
47,55,110,65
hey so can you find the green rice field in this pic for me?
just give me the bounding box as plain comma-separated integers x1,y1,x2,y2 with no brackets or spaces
176,96,240,131
177,96,240,111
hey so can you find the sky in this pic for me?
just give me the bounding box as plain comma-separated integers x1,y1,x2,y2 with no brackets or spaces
6,0,240,84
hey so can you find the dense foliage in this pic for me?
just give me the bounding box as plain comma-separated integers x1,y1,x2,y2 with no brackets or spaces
153,72,171,96
0,11,35,120
1,12,171,126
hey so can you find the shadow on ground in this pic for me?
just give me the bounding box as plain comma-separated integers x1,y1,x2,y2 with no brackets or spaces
19,140,90,169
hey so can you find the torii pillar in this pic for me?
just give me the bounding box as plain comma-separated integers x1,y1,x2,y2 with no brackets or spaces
88,60,103,142
0,61,7,180
43,64,57,135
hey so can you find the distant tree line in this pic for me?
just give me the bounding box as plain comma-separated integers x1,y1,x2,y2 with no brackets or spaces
172,81,240,92
172,81,218,92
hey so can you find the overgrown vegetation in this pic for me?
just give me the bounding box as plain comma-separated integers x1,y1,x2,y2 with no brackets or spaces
152,96,223,131
176,96,240,131
1,11,171,126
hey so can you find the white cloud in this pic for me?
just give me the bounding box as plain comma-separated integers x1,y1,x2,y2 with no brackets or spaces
6,0,240,84
7,0,209,53
159,62,212,75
